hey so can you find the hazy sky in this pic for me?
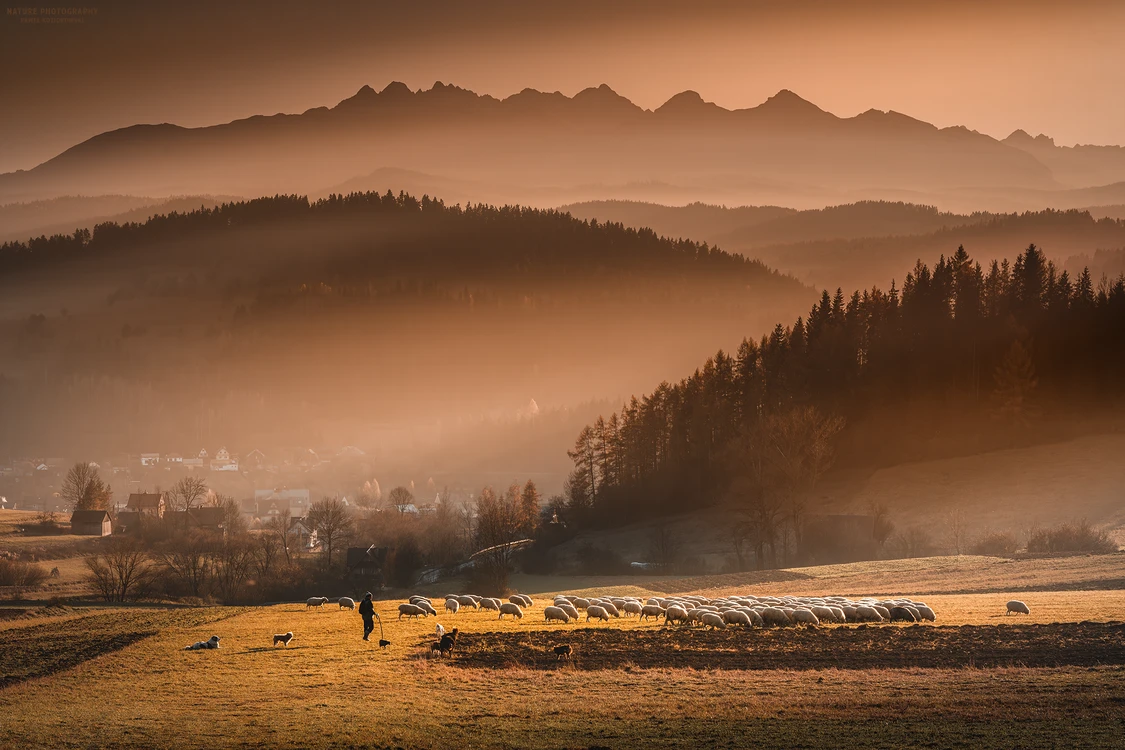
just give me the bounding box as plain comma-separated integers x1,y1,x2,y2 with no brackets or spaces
2,0,1123,173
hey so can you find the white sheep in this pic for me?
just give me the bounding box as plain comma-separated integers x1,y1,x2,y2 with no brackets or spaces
512,594,532,608
479,598,501,612
760,607,792,627
456,595,479,609
436,623,446,637
914,605,936,622
854,605,883,623
338,597,356,610
723,610,752,627
701,612,727,629
498,602,524,620
558,603,580,620
640,604,665,621
571,597,591,610
791,608,820,626
586,605,610,622
416,600,438,616
599,601,621,618
1006,600,1031,615
623,601,643,617
544,606,570,624
398,603,427,619
445,598,460,614
664,605,689,625
306,597,329,610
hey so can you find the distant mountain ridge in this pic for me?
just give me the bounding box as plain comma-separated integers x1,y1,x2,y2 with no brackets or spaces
1,82,1122,208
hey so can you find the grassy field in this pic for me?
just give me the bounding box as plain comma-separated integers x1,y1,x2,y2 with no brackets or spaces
2,555,1125,748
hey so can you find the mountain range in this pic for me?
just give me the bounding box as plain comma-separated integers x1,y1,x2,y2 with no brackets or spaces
4,82,1125,211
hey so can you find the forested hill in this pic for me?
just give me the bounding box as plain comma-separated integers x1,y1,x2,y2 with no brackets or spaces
0,192,794,289
0,192,810,461
562,244,1125,534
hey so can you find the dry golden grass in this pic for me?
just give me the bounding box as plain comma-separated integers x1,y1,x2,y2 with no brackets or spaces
653,552,1125,598
1,582,1124,749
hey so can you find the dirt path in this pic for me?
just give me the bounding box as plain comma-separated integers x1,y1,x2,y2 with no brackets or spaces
448,621,1125,671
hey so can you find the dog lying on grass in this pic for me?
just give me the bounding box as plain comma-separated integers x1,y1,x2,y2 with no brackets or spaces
273,631,294,647
184,635,221,651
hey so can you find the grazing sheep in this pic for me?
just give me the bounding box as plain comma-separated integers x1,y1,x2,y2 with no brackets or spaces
791,608,820,626
436,623,446,638
742,609,765,627
544,606,571,624
810,606,838,623
445,598,461,614
623,601,643,617
273,631,294,647
760,607,792,627
184,635,221,651
640,604,666,621
409,595,431,605
889,606,917,623
398,603,427,619
1006,600,1031,615
586,605,610,622
479,598,501,612
723,610,752,627
664,605,690,625
872,605,891,620
571,597,591,610
456,595,478,609
914,605,936,622
558,603,580,620
701,612,727,629
338,597,355,610
553,644,573,661
854,605,883,623
599,602,621,618
416,601,438,617
306,597,330,610
511,594,532,608
499,602,524,620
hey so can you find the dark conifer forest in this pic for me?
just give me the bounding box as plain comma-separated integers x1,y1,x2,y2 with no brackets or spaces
562,244,1125,539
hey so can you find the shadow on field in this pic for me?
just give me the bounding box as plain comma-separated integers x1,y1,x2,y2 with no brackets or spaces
238,645,326,655
448,622,1125,671
0,609,241,689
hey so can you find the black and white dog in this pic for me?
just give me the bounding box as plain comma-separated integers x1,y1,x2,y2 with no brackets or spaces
184,635,221,651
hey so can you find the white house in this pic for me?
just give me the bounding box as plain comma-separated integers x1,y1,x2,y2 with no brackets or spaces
183,448,208,469
164,453,183,464
253,488,311,516
210,447,238,472
140,453,160,467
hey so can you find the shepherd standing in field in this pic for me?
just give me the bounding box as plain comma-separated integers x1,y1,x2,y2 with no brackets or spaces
360,592,376,641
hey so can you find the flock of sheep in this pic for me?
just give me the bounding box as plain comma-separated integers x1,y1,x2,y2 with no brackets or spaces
392,592,952,628
546,593,939,627
398,594,533,620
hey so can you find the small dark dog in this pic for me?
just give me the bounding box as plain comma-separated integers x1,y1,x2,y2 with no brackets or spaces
273,631,294,647
553,644,572,661
378,639,391,649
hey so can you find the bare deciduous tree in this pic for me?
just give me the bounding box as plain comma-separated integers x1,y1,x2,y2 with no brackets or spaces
86,538,152,602
307,496,353,569
945,507,969,555
61,462,112,511
387,486,414,514
473,485,523,594
166,476,208,513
